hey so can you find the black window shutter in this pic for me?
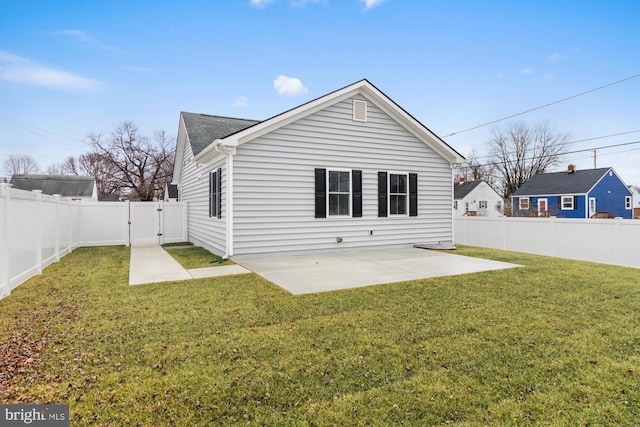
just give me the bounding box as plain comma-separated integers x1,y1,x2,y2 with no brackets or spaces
315,168,326,218
378,171,387,217
208,172,213,217
558,196,561,208
352,170,362,218
409,173,418,216
573,195,578,210
217,167,222,219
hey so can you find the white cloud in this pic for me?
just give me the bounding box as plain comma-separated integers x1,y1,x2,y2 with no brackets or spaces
54,29,117,51
0,50,102,91
360,0,386,10
543,73,555,82
548,53,567,62
273,75,308,96
234,96,249,107
250,0,275,7
520,68,533,75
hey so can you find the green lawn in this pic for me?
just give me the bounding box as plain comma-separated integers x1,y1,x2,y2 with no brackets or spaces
162,243,235,269
1,245,639,426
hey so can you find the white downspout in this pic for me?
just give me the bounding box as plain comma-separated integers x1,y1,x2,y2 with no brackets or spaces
225,151,234,258
214,141,236,259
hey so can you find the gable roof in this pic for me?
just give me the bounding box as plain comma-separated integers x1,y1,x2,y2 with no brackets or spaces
512,167,612,196
191,79,465,165
454,180,484,199
10,174,96,197
181,112,259,157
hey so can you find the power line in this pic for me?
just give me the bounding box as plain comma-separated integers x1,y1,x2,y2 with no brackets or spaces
0,117,85,147
443,72,640,138
467,139,640,169
469,129,640,162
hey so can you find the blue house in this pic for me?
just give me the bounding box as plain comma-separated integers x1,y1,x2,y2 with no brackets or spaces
511,166,633,219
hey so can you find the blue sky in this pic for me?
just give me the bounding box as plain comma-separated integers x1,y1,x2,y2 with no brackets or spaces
1,0,639,186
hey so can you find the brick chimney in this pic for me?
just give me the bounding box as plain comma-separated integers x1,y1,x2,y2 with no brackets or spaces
568,164,575,173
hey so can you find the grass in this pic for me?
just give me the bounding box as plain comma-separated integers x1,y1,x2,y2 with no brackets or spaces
161,243,235,268
1,245,639,426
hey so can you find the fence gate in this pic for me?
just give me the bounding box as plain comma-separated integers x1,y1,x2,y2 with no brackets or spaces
128,201,186,246
129,202,161,245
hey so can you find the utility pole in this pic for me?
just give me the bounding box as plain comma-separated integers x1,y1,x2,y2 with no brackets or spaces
593,149,597,168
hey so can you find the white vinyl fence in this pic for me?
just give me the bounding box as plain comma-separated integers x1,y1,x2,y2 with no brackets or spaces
455,216,640,269
1,184,187,298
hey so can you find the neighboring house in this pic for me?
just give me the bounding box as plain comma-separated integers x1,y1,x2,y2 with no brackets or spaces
453,179,503,217
630,185,640,219
164,179,178,202
10,174,98,201
172,79,465,257
511,165,633,219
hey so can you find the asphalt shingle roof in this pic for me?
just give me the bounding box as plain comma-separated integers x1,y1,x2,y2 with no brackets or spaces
181,112,260,156
10,174,95,197
512,167,611,196
454,180,483,199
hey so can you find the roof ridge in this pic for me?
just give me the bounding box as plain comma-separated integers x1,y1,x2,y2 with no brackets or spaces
181,111,260,122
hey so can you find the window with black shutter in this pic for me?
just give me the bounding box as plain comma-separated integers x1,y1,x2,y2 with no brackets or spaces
209,168,222,219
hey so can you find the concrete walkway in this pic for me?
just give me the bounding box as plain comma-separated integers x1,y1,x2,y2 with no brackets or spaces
128,245,251,285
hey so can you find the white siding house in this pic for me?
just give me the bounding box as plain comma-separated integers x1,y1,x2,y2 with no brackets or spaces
172,80,465,257
453,180,503,217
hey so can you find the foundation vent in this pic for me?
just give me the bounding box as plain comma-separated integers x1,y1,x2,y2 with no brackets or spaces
353,99,367,122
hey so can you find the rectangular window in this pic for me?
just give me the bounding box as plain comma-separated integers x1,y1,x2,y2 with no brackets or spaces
328,170,351,216
561,196,574,210
626,196,632,209
389,173,408,215
378,172,417,217
518,197,529,210
479,200,488,209
209,168,221,219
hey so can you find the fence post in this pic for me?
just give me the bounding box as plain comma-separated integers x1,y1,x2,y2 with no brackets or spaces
33,190,43,275
54,194,61,262
0,183,11,297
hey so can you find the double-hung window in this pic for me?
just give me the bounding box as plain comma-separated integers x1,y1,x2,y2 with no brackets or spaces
328,170,351,216
518,198,529,210
479,200,488,209
389,173,408,215
626,196,632,209
561,196,574,210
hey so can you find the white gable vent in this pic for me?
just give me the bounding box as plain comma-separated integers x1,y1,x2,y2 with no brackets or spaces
353,99,367,122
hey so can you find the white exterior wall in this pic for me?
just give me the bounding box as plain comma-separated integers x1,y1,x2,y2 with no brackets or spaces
232,95,454,256
454,182,503,217
177,129,227,256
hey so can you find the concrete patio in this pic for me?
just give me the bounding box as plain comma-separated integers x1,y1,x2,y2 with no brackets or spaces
236,247,520,294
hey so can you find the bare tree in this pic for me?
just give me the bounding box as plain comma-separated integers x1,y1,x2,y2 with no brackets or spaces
46,163,64,175
455,149,498,189
78,152,122,200
3,154,40,176
88,121,175,201
489,121,569,199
